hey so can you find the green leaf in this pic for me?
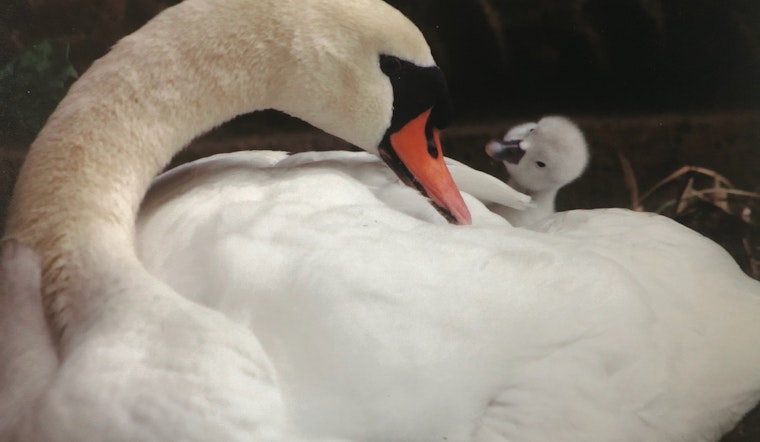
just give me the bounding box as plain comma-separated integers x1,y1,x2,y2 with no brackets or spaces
0,40,78,137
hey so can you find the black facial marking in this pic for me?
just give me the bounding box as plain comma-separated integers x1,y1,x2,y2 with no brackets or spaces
379,54,453,137
377,54,456,224
536,161,546,168
380,55,404,79
488,140,526,164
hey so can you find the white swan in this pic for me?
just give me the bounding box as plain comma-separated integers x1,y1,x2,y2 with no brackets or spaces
2,1,760,442
0,0,469,440
135,147,760,441
486,116,589,226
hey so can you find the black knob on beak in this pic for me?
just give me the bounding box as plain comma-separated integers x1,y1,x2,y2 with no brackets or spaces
486,139,526,164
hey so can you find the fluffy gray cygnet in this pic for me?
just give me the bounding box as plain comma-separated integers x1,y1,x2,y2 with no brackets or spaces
485,116,589,226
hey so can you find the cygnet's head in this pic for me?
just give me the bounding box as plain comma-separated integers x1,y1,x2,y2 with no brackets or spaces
486,116,589,194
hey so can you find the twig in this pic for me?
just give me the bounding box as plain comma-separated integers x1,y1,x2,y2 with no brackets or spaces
617,151,641,210
638,165,735,206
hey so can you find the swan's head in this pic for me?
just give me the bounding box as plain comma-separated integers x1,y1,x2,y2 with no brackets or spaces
486,116,589,194
263,0,470,224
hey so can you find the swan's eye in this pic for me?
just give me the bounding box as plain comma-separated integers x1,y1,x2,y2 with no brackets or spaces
379,55,404,79
536,161,546,168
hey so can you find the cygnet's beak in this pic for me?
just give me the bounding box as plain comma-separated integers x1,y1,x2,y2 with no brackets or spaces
486,139,526,164
379,108,472,225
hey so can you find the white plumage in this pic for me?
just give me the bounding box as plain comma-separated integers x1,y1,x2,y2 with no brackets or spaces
138,149,760,441
1,0,759,440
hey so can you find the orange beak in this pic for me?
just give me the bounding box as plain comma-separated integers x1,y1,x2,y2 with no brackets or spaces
380,108,472,225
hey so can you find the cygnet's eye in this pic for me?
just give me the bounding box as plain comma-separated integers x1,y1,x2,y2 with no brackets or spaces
535,161,546,168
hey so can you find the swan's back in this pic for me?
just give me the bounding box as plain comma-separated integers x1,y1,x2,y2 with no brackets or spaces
138,150,760,441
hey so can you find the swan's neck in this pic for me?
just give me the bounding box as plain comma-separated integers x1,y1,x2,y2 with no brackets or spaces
3,0,423,341
4,0,281,338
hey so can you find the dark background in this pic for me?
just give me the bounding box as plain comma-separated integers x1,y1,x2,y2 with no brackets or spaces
391,0,760,116
3,0,757,189
2,0,759,117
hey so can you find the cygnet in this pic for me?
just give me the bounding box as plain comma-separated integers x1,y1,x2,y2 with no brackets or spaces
485,116,589,226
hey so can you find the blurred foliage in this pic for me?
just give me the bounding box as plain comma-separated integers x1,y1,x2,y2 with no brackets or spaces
0,40,77,138
2,0,758,119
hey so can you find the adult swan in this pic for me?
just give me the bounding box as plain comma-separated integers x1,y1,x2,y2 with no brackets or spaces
1,0,469,440
3,1,760,442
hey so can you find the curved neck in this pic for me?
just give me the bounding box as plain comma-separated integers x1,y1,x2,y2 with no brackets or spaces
2,0,421,342
4,0,283,338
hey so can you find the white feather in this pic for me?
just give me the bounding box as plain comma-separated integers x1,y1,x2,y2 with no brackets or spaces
136,149,760,442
